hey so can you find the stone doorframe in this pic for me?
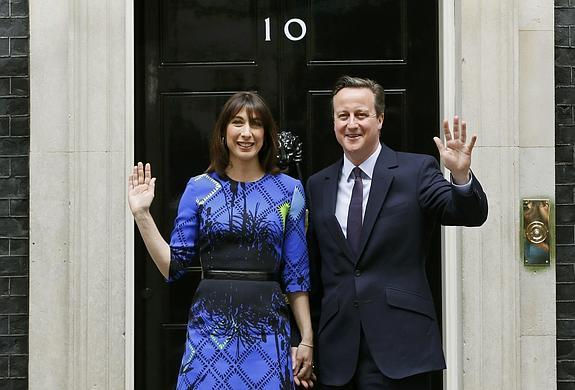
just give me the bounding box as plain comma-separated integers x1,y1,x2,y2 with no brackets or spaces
28,0,555,389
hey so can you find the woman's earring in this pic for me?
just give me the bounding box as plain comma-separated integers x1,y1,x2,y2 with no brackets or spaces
221,136,226,148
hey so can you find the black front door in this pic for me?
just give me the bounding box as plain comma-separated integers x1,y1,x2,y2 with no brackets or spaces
135,1,440,388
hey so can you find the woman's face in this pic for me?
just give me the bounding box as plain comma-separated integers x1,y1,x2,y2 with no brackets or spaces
225,107,265,164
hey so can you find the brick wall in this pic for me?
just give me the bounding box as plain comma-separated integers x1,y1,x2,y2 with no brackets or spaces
0,0,28,388
557,1,575,389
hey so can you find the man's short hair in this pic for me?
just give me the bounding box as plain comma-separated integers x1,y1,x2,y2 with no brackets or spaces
332,75,385,116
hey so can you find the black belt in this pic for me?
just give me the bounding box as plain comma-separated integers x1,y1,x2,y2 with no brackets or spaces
202,270,280,282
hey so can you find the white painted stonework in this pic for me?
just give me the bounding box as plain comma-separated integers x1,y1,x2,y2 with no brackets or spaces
28,0,555,389
29,0,132,388
458,0,556,389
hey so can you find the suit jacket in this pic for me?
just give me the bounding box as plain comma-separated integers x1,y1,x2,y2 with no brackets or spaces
306,143,488,385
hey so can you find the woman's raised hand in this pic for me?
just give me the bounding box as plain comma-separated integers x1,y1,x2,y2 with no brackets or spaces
128,162,156,216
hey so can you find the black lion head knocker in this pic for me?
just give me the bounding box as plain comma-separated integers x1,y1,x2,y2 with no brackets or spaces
277,131,303,182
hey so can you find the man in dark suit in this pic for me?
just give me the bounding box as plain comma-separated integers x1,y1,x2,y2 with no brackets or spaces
306,76,488,389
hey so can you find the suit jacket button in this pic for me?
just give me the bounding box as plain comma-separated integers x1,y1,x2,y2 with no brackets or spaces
353,301,359,308
354,269,361,277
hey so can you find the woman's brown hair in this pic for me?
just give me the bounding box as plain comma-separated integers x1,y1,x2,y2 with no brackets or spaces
207,92,279,176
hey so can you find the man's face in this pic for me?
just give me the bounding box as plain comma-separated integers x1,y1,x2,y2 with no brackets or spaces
333,87,383,165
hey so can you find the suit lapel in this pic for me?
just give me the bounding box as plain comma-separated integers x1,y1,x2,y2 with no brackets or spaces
356,144,398,262
322,159,355,264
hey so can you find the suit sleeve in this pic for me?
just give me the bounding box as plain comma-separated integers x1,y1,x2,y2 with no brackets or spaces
417,156,488,226
306,177,323,343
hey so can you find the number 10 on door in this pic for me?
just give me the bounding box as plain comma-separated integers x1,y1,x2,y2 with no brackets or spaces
265,17,307,42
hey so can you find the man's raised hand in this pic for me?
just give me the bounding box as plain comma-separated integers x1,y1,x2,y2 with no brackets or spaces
433,116,476,184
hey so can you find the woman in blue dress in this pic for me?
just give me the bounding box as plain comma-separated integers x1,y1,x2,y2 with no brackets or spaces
128,92,314,389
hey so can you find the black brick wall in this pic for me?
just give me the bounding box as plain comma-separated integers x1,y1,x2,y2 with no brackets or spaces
0,0,27,389
557,1,575,389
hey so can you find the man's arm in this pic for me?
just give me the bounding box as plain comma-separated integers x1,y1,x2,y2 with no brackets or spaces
425,115,488,225
418,155,488,226
306,177,323,335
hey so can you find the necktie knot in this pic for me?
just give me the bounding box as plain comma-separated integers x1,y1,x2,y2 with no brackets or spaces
353,167,362,180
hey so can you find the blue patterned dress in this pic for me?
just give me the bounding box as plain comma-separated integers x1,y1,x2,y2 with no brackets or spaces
168,172,310,389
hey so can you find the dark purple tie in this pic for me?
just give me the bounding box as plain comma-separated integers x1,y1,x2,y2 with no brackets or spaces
347,167,363,254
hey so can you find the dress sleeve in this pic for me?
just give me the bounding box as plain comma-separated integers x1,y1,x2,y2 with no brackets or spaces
168,178,200,282
281,181,311,293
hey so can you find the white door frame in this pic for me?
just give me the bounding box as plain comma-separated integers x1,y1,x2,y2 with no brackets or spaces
438,0,462,389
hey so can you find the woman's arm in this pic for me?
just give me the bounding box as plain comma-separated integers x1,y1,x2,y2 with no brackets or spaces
287,291,314,384
128,162,170,278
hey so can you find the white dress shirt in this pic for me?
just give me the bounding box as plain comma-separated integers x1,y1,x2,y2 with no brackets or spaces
335,143,473,238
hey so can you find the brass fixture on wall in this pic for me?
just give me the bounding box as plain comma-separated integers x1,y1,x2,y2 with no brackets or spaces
522,199,552,266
